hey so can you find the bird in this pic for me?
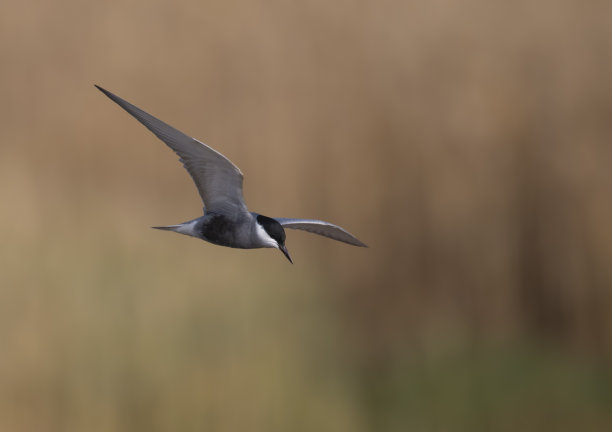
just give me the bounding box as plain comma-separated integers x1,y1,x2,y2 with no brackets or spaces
95,85,367,263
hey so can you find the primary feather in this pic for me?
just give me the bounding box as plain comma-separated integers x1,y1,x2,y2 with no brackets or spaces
95,85,246,215
275,218,367,247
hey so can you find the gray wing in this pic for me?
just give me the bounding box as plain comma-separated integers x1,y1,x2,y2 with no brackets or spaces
96,85,247,214
275,218,367,247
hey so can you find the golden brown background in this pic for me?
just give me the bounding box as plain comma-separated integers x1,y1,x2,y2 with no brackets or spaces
2,0,612,430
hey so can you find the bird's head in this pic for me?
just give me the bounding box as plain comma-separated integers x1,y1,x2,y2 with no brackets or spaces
256,214,292,263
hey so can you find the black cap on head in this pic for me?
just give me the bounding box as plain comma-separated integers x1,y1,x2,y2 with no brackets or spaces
257,215,292,263
256,214,286,245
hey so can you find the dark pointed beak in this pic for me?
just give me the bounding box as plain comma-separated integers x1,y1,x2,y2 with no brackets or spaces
279,244,293,264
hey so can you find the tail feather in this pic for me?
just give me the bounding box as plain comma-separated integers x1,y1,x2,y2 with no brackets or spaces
151,220,200,237
152,225,182,231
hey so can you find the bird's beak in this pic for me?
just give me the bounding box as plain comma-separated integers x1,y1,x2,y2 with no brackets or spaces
279,244,293,264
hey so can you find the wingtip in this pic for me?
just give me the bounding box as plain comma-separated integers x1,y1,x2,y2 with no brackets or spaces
94,84,110,96
349,238,368,247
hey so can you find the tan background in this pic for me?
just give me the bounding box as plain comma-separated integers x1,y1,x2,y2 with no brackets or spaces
1,0,612,430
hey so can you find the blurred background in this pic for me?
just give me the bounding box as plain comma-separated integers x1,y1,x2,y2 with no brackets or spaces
1,0,612,430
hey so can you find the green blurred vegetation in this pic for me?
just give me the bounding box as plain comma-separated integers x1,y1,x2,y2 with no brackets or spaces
1,0,612,430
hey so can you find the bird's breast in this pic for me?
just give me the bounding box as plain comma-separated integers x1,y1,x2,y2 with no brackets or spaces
200,214,245,248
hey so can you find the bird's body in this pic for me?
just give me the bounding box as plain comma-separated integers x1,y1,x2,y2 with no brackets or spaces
154,212,275,250
96,85,366,263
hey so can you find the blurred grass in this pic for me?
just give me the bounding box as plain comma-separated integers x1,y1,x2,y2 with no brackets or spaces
2,218,612,431
365,344,612,432
2,0,612,430
0,218,362,431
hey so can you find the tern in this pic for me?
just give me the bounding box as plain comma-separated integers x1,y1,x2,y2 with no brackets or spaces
95,85,366,263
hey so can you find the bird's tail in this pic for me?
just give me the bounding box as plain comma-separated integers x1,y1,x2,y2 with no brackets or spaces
152,225,182,231
152,220,199,237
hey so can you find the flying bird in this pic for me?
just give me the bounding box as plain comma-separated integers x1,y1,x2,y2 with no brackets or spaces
95,85,366,263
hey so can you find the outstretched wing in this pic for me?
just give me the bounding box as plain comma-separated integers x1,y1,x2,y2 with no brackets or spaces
275,218,367,247
96,85,247,214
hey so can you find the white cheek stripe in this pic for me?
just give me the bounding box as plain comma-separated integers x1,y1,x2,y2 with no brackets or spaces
255,223,279,248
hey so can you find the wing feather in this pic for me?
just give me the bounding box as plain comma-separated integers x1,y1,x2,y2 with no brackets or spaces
275,218,367,247
96,85,247,214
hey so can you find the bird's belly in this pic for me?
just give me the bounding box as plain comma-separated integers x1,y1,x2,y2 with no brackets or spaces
200,214,248,248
